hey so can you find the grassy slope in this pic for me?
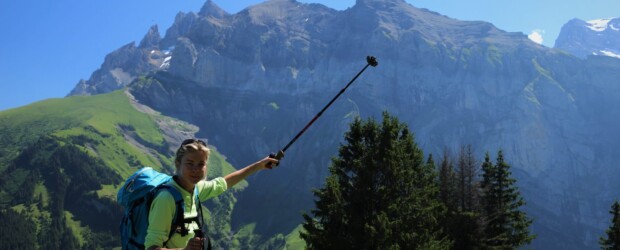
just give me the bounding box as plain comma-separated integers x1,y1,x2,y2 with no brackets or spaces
283,225,305,249
0,90,241,179
0,91,164,174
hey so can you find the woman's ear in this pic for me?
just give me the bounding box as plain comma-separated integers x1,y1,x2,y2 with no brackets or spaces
175,159,181,169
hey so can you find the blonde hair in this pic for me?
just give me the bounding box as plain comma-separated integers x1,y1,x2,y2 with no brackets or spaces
175,139,210,166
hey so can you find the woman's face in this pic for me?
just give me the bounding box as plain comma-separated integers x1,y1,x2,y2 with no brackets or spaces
176,150,208,185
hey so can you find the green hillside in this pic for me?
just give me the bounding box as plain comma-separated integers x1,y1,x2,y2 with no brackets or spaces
0,91,165,174
0,90,250,249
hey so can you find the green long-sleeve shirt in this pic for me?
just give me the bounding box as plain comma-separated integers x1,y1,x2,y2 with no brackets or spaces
145,177,227,248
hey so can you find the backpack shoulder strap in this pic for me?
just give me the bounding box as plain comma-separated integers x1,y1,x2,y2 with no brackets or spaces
195,189,204,228
194,188,213,250
156,184,191,244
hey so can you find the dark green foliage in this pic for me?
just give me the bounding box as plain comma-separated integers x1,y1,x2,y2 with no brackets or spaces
439,149,458,213
438,147,535,249
600,201,620,250
66,193,123,232
438,146,484,250
0,209,37,250
457,145,478,212
480,150,535,248
38,196,80,250
0,136,123,249
3,136,120,205
80,229,119,250
301,112,450,249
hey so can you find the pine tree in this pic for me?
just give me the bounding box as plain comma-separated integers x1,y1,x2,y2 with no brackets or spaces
480,150,535,249
438,146,483,250
438,149,457,212
301,112,450,249
600,200,620,250
457,145,478,212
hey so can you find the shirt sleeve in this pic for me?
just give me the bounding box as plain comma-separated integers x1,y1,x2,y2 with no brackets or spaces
197,177,228,201
144,191,175,248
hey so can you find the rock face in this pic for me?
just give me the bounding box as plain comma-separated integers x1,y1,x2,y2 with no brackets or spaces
555,17,620,59
73,0,620,248
68,26,167,96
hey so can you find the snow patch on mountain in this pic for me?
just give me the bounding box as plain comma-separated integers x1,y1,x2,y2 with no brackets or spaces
160,56,172,69
586,18,611,31
597,50,620,59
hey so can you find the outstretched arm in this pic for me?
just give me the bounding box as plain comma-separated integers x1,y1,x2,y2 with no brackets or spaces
224,156,279,188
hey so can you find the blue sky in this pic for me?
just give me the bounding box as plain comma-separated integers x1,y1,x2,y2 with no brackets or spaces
1,0,618,111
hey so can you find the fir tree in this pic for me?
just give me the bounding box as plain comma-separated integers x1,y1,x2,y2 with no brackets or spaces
438,146,483,250
457,145,478,212
480,150,535,249
301,112,450,249
438,149,457,212
600,200,620,250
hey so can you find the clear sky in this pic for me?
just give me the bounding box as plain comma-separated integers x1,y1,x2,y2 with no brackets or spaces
1,0,618,111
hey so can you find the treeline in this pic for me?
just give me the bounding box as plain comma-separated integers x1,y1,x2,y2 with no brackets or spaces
301,112,534,249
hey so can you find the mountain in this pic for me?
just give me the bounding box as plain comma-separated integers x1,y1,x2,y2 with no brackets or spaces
68,25,167,96
10,0,620,248
555,17,620,58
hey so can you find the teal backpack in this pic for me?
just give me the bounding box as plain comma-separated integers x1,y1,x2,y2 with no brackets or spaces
118,167,207,250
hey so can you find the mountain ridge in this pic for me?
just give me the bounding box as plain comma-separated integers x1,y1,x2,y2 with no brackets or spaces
69,0,539,96
555,17,620,59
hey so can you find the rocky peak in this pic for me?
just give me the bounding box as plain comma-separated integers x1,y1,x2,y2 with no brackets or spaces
343,0,521,49
241,0,306,25
68,41,159,96
160,12,200,49
234,0,335,28
555,17,620,59
198,0,229,18
139,25,161,49
355,0,408,9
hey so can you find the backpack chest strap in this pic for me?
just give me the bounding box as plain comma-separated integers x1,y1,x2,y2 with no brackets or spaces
157,184,204,238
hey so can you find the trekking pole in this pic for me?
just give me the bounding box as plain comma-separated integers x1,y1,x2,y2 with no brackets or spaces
267,56,378,168
194,229,212,250
194,195,212,250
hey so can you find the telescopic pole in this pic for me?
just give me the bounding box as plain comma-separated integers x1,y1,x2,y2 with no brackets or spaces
268,56,378,167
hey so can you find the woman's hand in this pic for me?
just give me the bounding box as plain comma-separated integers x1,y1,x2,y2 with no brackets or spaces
264,150,285,169
258,155,281,170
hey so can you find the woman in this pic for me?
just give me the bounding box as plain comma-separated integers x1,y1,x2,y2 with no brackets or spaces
145,139,279,250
